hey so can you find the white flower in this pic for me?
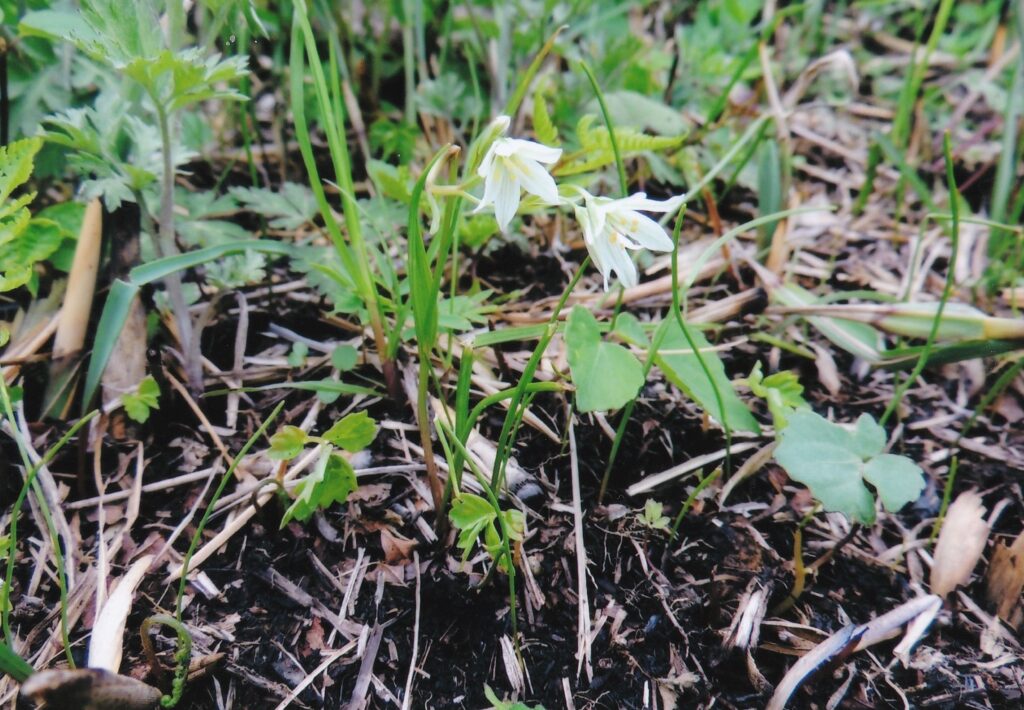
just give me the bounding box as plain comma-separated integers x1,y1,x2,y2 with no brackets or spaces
574,191,681,290
474,116,562,231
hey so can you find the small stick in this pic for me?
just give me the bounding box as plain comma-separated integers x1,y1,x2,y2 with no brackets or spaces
400,551,422,710
163,368,233,466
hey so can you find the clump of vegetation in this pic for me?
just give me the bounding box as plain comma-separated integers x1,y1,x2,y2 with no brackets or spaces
1,0,1023,707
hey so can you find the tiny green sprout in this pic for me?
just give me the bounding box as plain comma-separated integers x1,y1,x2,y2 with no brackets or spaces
640,499,671,531
268,413,379,526
484,684,546,710
122,376,161,424
330,344,358,371
774,411,925,525
286,342,309,367
280,451,358,526
741,362,808,429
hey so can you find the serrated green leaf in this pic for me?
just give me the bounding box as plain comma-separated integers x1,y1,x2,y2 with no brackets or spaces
774,411,925,524
281,451,358,525
641,499,670,530
531,85,558,146
565,306,644,413
230,182,318,229
0,137,42,206
321,411,377,452
366,160,412,203
269,425,309,460
743,362,807,429
654,320,760,433
122,375,160,423
449,493,496,562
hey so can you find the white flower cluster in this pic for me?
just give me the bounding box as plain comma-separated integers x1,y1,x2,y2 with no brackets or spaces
470,115,681,291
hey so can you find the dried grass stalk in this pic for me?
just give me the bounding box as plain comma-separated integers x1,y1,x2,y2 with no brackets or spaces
930,490,989,597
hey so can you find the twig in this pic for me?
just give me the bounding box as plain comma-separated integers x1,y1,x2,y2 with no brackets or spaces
400,551,421,710
568,417,592,681
163,368,234,466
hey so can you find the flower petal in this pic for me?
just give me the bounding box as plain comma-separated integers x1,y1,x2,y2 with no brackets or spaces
609,211,674,252
611,192,682,214
500,138,562,164
578,199,606,244
477,142,498,179
605,239,638,289
490,163,520,231
508,156,561,205
583,226,614,291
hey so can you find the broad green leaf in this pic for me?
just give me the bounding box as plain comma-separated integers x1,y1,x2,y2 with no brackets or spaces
565,306,644,413
598,90,690,135
321,411,377,452
611,312,649,347
862,455,927,512
449,493,496,562
774,411,925,524
851,413,886,459
654,320,760,433
281,451,358,525
269,425,309,460
122,376,160,423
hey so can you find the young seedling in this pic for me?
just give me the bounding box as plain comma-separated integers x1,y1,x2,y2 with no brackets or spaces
268,411,378,526
774,411,925,525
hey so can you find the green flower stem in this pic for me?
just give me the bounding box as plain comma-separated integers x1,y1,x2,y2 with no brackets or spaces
175,402,285,620
881,131,959,427
670,466,722,535
491,258,589,493
437,421,521,663
154,105,200,392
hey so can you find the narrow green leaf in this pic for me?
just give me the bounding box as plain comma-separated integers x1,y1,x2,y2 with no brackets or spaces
653,320,760,433
82,279,140,411
0,642,33,682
